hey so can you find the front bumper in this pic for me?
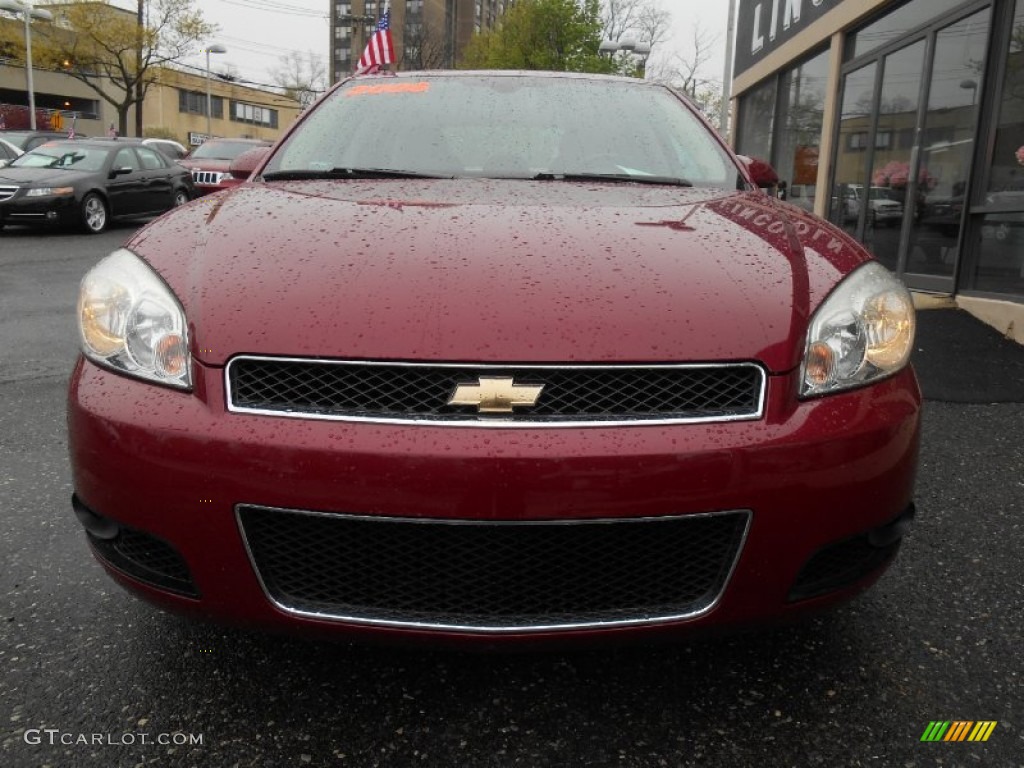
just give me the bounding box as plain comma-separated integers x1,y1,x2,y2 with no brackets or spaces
68,358,921,644
0,193,77,226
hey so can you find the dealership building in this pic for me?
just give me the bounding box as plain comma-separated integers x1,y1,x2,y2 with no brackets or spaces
730,0,1024,338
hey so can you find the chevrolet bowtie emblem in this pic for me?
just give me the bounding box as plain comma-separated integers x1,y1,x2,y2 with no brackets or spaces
448,377,544,414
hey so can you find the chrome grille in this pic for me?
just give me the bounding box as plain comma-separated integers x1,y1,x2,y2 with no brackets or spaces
191,170,223,185
0,185,18,202
226,357,766,426
238,505,750,631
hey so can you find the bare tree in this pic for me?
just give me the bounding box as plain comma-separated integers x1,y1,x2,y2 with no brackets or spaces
633,2,671,49
400,18,453,70
271,51,327,109
213,63,242,83
647,21,718,95
641,21,724,119
602,0,669,44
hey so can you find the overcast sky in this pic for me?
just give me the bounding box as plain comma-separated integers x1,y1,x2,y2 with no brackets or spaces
109,0,731,93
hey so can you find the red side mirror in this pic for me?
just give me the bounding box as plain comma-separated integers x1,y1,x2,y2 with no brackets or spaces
228,147,271,180
737,155,780,189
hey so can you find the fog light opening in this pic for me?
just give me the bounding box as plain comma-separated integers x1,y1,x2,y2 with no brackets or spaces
71,494,120,540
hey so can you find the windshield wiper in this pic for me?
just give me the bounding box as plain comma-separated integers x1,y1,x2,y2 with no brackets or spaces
532,172,693,187
262,167,451,181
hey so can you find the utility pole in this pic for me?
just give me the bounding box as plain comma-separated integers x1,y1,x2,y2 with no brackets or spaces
135,0,143,136
336,11,375,81
720,0,737,137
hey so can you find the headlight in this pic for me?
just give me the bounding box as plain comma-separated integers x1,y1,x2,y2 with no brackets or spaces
800,262,914,397
26,186,74,197
77,249,191,390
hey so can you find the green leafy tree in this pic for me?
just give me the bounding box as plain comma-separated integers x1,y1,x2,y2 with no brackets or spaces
0,0,214,136
460,0,615,74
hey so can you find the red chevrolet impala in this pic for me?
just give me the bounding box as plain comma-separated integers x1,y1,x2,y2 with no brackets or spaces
69,71,919,645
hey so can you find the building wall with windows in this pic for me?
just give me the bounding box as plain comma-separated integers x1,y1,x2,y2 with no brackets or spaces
1,64,299,145
1,11,299,146
329,0,511,83
0,62,122,135
146,68,301,147
0,8,128,134
731,0,1024,335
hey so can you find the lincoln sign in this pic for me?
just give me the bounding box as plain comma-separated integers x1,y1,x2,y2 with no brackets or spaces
734,0,841,76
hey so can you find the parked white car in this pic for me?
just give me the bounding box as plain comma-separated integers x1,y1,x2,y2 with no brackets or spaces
839,185,904,226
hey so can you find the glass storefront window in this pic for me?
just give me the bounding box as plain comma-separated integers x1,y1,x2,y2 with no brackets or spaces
735,79,775,162
829,63,877,231
864,41,927,272
906,9,990,279
974,213,1024,293
986,1,1024,197
775,49,830,214
972,0,1024,295
848,0,969,60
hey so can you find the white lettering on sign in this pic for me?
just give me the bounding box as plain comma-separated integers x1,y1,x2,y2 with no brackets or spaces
745,0,835,62
783,0,802,30
752,3,765,53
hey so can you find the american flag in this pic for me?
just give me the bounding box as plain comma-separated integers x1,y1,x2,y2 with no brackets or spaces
355,2,394,75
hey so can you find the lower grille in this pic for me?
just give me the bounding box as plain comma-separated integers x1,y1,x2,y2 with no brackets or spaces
238,505,750,631
89,527,198,597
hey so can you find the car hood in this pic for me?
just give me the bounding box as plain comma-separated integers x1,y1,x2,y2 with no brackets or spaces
128,180,869,372
183,159,230,173
0,166,93,185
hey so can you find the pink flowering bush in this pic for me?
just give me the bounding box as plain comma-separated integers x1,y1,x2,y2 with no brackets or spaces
871,161,935,190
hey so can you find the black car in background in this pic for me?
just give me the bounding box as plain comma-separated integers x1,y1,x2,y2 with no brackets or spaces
0,139,195,234
0,130,79,152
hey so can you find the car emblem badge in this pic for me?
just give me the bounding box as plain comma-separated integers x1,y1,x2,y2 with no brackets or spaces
448,377,544,414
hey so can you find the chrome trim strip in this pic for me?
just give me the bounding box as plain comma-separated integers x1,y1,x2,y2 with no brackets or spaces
235,504,751,634
224,356,768,428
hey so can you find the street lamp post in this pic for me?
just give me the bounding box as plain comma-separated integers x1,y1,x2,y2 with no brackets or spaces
598,39,651,77
0,0,53,130
204,43,227,140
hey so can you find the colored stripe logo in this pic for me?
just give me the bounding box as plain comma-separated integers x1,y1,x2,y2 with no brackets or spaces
921,721,997,742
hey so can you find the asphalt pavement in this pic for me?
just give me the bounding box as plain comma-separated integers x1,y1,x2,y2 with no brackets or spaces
1,224,1021,767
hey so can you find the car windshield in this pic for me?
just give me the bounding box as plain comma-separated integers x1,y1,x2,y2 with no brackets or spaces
264,75,740,187
11,145,107,171
188,141,263,160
